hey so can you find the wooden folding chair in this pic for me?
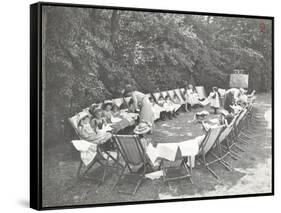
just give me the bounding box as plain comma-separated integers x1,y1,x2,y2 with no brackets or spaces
218,117,241,161
167,90,176,101
161,148,193,186
174,88,186,102
112,134,151,195
161,90,169,99
196,125,231,179
68,113,122,184
232,109,251,145
152,92,162,104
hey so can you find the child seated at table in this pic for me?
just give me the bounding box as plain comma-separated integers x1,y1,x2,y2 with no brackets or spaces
184,84,202,111
90,108,109,132
164,96,179,117
149,96,166,121
78,113,112,144
157,96,173,120
112,104,122,117
102,101,114,123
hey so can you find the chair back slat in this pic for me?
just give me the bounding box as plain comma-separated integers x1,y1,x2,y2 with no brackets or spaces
174,89,185,102
201,125,224,154
68,110,91,139
167,90,176,101
161,91,168,98
180,88,185,94
124,97,131,104
113,135,145,166
218,119,235,143
236,109,247,126
153,92,162,101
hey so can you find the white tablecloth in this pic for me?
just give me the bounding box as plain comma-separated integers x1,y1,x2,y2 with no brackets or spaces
146,135,205,168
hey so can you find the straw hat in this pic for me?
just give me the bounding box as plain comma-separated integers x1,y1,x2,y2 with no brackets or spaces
134,122,152,135
77,111,90,126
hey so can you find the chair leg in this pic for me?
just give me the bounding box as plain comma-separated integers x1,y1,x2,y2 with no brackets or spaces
206,165,220,179
222,145,240,160
232,143,245,152
82,158,100,177
76,161,83,179
112,165,126,191
210,152,232,171
101,155,110,183
239,132,252,139
183,162,193,184
237,137,249,144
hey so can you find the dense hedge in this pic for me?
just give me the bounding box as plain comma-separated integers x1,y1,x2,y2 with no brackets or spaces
42,6,272,145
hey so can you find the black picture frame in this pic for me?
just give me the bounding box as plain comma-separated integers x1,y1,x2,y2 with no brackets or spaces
30,1,274,210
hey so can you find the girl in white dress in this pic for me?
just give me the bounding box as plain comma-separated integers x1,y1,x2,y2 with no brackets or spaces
185,84,201,111
209,87,220,114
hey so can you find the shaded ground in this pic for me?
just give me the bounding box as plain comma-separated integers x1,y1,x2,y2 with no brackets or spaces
42,93,272,207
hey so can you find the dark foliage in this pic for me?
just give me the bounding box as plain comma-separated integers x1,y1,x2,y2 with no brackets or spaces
41,6,272,145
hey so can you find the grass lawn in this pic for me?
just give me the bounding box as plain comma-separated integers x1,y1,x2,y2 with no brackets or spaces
42,93,272,207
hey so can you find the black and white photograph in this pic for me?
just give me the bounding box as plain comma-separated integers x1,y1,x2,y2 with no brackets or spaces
30,2,273,210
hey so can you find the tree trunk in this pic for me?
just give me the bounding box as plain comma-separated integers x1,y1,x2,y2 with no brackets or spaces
110,10,120,51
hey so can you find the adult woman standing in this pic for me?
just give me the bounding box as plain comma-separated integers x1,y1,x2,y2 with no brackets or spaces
123,84,154,131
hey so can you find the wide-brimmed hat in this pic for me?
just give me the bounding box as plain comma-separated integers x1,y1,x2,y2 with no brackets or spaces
134,122,152,135
77,111,90,126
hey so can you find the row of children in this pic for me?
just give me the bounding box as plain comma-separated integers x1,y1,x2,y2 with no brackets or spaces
149,94,183,121
77,101,139,144
184,85,251,115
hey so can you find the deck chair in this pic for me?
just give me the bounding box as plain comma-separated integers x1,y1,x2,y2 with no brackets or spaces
244,103,257,134
233,109,250,144
224,114,246,154
161,147,193,185
161,91,169,99
112,98,124,107
195,86,207,100
180,88,186,97
112,134,151,195
167,90,177,101
174,89,186,103
68,112,122,183
124,97,131,105
196,125,231,179
152,92,162,103
218,118,241,161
